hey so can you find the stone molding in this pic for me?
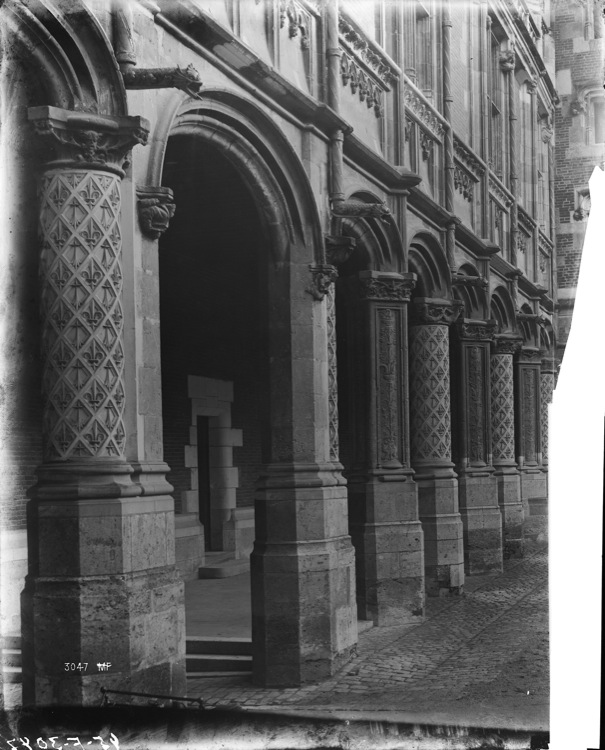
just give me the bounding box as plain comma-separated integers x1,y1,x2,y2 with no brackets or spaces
456,319,497,341
137,186,176,239
489,174,514,209
307,263,338,300
338,14,398,87
377,307,403,467
453,136,486,180
411,298,463,326
28,106,149,176
326,285,339,462
358,272,416,303
340,51,385,118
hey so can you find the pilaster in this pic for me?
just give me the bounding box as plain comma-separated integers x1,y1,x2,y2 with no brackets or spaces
409,298,464,595
22,107,185,705
451,320,503,574
491,336,524,558
345,272,424,625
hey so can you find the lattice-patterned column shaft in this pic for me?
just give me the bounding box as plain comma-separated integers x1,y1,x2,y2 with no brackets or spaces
540,356,557,466
491,338,521,465
409,299,464,595
326,281,339,463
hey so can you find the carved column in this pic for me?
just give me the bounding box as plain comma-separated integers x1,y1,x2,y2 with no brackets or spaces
491,336,524,558
515,346,546,538
451,320,503,574
540,355,556,470
344,272,424,625
23,106,185,705
409,299,464,595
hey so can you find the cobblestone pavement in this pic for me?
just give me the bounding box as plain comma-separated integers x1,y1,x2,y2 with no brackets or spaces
188,542,548,731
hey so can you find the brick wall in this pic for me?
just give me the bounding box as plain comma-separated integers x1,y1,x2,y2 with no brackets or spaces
160,136,265,515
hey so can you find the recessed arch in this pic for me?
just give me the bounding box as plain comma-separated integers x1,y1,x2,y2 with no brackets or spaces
490,285,517,334
453,262,488,319
408,231,451,298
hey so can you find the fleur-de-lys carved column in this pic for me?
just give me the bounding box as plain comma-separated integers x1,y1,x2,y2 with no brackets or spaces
540,355,557,469
408,298,465,595
491,336,524,559
451,320,503,573
23,107,185,706
343,271,424,624
515,346,547,538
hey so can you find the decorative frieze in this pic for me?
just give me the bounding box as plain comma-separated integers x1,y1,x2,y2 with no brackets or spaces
137,186,176,239
489,174,514,209
340,51,385,117
403,82,446,139
358,274,415,303
456,320,497,341
307,264,338,300
453,137,486,180
411,299,463,326
279,0,311,49
454,166,475,201
518,205,537,235
338,14,398,87
492,336,522,356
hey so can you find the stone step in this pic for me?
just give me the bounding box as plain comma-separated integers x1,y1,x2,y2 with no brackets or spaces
186,653,252,673
2,649,22,668
186,636,252,656
1,635,21,650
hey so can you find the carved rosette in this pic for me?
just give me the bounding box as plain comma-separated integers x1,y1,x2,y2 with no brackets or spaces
137,186,176,239
326,284,339,463
540,372,555,463
38,169,127,459
409,325,452,464
359,275,415,303
490,352,516,463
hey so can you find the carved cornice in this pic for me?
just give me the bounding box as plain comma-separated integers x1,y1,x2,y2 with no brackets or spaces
538,230,553,255
454,137,486,180
28,106,149,175
307,264,338,300
492,336,523,355
403,80,446,139
338,14,398,87
122,65,203,98
331,198,391,222
340,51,385,118
358,272,416,303
136,186,176,239
452,273,489,290
456,319,497,341
325,235,357,266
411,298,464,326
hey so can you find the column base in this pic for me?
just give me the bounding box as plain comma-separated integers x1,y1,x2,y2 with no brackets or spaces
520,470,548,540
495,469,525,559
416,475,464,596
21,566,186,706
458,474,503,574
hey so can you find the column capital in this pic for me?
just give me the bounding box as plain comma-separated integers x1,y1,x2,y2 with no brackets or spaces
540,354,558,373
411,297,463,326
28,106,149,175
358,271,416,303
517,346,541,364
491,335,523,355
456,318,497,341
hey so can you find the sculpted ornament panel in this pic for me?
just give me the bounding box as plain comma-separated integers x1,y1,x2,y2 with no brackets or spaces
308,264,338,300
467,346,486,463
540,373,554,462
359,276,415,303
522,368,538,463
457,320,497,341
39,170,127,459
377,308,402,467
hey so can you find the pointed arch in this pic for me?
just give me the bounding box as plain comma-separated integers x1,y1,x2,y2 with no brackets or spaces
408,231,451,298
490,285,517,334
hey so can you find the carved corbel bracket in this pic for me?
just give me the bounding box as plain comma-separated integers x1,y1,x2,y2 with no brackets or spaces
570,99,586,116
122,65,203,98
307,264,338,300
451,273,489,290
499,49,516,72
456,318,497,341
331,199,391,224
325,235,357,266
411,298,464,326
137,186,176,239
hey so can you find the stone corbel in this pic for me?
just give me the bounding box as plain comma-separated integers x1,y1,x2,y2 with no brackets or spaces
499,49,516,73
122,65,204,99
570,99,586,116
307,264,338,300
411,298,464,326
325,235,357,266
331,198,391,224
456,319,497,341
137,186,176,239
492,335,523,355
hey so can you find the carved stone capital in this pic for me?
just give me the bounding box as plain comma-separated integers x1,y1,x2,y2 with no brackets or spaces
358,271,416,303
499,49,516,72
452,273,489,290
28,106,149,175
456,319,497,341
517,346,541,363
308,264,338,300
137,186,176,239
491,335,523,355
122,65,203,98
331,198,391,224
325,235,357,266
411,298,463,326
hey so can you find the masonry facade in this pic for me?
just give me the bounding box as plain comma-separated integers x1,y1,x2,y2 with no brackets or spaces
0,0,576,706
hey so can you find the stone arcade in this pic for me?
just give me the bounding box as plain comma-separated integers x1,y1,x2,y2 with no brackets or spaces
0,0,574,706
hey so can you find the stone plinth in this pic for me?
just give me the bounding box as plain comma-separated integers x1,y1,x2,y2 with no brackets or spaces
409,299,465,595
451,320,502,574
